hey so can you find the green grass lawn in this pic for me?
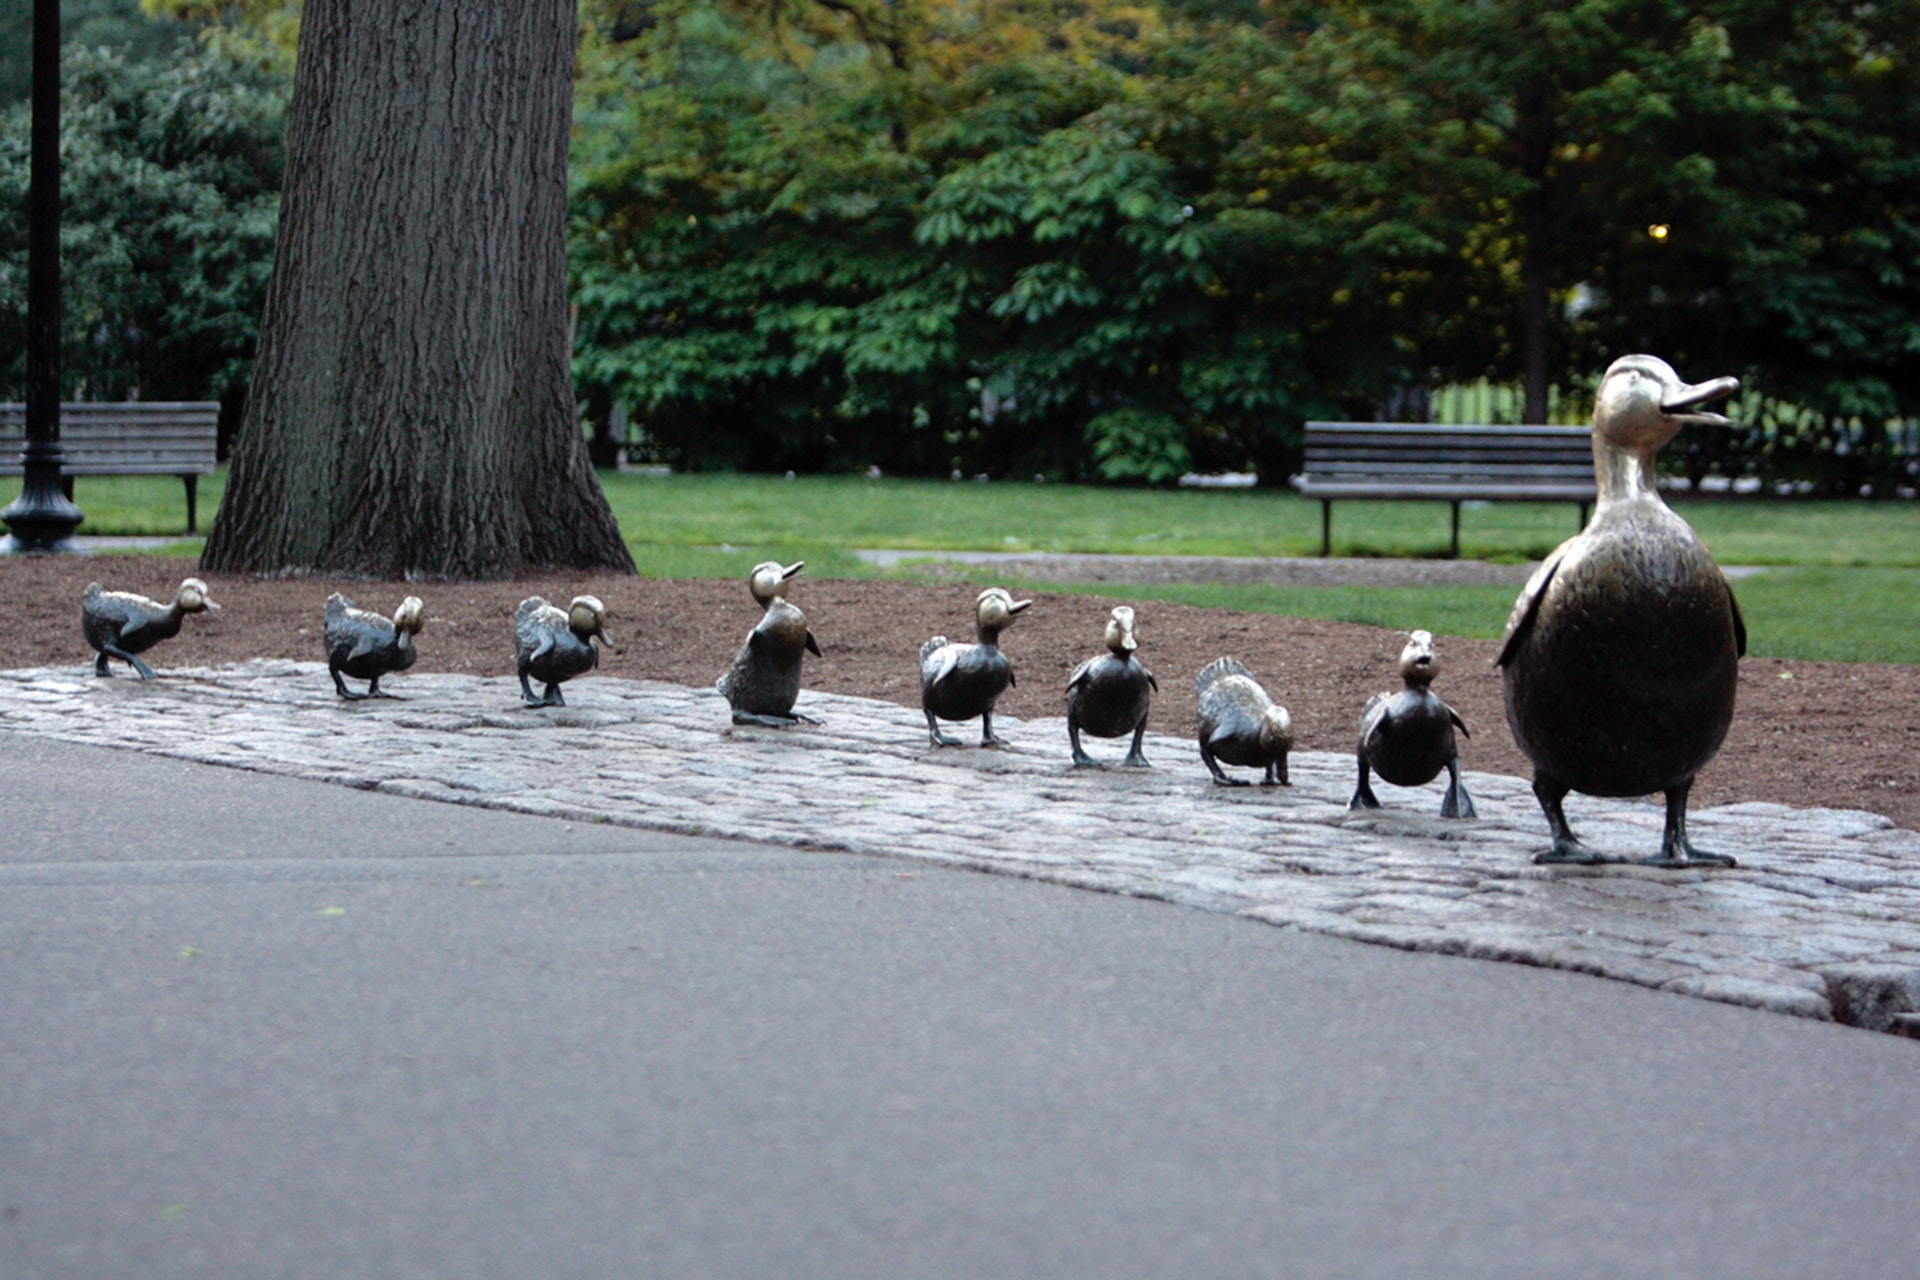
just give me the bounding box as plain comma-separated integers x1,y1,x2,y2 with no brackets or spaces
41,468,1920,663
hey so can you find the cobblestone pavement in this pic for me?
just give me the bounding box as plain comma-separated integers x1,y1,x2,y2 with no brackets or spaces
6,661,1917,1035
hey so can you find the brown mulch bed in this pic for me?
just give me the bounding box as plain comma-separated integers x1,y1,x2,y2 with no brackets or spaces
9,555,1917,831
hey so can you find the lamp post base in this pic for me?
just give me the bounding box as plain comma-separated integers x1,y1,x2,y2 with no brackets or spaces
1,481,86,555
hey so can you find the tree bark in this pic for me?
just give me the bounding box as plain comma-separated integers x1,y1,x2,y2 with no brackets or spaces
203,0,635,580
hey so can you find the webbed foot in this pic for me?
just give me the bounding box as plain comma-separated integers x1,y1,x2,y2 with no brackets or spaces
1644,784,1735,867
1120,751,1152,769
1533,837,1625,865
733,711,812,728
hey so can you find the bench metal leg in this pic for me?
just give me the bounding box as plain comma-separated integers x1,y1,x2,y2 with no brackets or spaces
1320,501,1332,557
1449,500,1461,558
184,474,198,534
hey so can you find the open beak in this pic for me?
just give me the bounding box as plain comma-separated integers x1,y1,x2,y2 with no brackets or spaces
1663,374,1739,426
1008,599,1033,615
781,561,806,581
203,599,223,615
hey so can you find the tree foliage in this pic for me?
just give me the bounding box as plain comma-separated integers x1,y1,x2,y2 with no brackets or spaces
5,0,1913,488
0,39,285,430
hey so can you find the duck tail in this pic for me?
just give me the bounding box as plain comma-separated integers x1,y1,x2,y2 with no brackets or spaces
919,635,949,665
1195,655,1251,693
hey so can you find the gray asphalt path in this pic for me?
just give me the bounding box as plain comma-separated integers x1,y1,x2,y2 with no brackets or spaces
2,732,1916,1279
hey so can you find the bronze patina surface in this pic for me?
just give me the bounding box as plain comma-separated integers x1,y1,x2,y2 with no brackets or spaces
1195,656,1294,787
1497,354,1743,867
1066,605,1157,767
81,577,220,679
717,561,821,727
1351,630,1475,818
324,592,424,700
919,586,1031,747
515,594,611,707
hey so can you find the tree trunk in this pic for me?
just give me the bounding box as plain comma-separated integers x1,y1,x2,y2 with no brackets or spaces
202,0,635,580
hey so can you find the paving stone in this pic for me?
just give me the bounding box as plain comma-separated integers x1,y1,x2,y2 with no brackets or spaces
3,660,1917,1034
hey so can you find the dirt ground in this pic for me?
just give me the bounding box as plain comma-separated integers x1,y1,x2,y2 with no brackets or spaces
9,554,1917,831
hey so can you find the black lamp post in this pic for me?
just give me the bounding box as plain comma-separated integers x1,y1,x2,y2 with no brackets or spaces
1,0,85,554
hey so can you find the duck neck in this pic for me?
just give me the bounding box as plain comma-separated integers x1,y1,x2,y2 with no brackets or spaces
974,624,1002,648
1592,436,1664,510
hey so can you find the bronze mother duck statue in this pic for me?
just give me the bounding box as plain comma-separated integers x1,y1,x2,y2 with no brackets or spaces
1497,354,1743,867
325,593,425,700
515,595,612,707
82,578,220,678
718,560,822,727
919,587,1031,747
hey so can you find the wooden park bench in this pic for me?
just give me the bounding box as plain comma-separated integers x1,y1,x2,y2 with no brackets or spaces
1,401,220,533
1290,421,1595,557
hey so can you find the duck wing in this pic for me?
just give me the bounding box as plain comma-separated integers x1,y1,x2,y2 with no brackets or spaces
1066,655,1096,693
515,598,558,662
920,637,958,690
325,594,390,662
1358,690,1391,753
84,586,146,634
1495,545,1566,670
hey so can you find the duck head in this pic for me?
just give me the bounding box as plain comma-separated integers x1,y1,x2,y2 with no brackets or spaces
1259,704,1294,754
976,587,1032,638
1398,630,1438,686
175,577,220,616
1594,355,1739,457
1103,606,1139,655
567,595,613,648
748,560,805,607
392,596,427,636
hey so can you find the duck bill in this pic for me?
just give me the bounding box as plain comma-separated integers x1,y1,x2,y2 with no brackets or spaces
1008,599,1033,615
781,561,806,581
202,599,223,615
1663,374,1739,425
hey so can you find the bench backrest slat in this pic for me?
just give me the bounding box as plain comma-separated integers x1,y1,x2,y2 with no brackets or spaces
1299,421,1593,486
0,402,219,476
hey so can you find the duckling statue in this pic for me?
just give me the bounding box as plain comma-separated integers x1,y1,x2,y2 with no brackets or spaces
82,578,220,678
717,561,822,727
1351,630,1475,818
1066,605,1157,767
1195,657,1293,786
515,595,612,707
920,587,1032,747
1497,354,1743,867
324,593,425,700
